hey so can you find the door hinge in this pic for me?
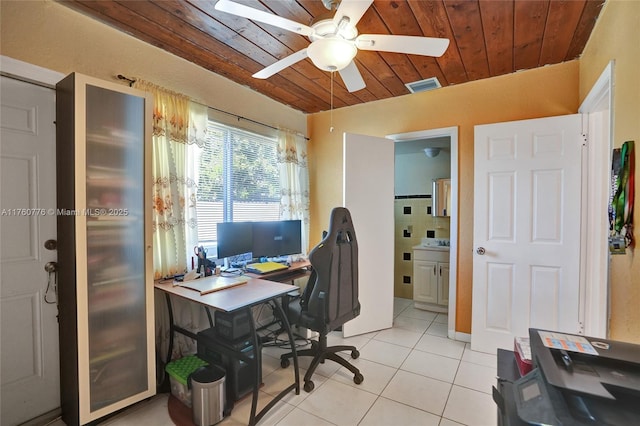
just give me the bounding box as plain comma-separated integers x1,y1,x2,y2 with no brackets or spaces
581,133,588,147
577,321,585,334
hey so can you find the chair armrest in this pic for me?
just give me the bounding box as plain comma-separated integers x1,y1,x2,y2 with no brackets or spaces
281,289,301,307
316,291,327,324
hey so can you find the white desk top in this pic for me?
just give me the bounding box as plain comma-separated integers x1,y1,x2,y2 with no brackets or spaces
154,276,295,312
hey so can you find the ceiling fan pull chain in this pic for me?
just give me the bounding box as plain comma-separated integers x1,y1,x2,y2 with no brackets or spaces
330,71,334,132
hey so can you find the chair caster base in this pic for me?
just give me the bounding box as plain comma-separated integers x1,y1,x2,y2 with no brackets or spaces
354,373,364,385
303,380,315,392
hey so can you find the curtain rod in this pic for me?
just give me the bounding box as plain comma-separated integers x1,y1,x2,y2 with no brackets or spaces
117,74,309,141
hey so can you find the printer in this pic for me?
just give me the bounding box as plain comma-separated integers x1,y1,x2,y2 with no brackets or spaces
495,328,640,425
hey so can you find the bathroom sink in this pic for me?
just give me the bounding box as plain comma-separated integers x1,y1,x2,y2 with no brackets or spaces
416,245,450,251
419,238,450,249
414,238,450,251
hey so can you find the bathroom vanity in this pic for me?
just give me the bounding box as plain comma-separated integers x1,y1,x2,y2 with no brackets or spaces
413,240,449,313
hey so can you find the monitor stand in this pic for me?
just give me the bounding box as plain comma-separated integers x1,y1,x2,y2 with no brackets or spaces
221,258,241,273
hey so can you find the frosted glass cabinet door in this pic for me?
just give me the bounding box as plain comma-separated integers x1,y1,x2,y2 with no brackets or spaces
57,72,153,426
85,85,148,411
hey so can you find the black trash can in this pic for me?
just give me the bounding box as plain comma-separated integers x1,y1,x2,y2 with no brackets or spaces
190,366,226,425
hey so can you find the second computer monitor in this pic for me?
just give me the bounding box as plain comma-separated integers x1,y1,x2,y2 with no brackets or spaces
251,220,302,258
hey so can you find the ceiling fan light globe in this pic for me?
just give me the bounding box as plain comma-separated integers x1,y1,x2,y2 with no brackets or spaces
307,37,357,72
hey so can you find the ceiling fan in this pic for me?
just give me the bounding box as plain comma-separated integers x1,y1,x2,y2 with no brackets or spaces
214,0,450,93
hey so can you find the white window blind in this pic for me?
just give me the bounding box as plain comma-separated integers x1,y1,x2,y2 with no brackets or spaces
197,122,280,244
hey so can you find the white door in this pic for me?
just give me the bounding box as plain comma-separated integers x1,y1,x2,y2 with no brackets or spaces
1,76,59,425
342,133,394,337
472,115,583,353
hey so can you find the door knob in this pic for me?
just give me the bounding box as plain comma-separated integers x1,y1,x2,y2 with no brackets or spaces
476,247,486,255
44,261,58,273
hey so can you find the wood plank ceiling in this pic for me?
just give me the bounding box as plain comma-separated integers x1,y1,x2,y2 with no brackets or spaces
58,0,605,114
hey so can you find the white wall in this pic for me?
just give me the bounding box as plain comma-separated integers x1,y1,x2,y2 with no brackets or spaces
395,148,451,196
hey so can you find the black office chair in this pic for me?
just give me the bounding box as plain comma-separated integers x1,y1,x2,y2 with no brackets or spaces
280,207,364,392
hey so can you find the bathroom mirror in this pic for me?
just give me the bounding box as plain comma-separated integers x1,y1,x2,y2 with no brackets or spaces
432,178,451,217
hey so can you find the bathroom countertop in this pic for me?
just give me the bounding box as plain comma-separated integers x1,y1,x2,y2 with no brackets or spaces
412,244,450,251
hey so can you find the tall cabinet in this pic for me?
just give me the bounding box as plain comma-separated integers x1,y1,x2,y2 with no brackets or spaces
56,73,154,425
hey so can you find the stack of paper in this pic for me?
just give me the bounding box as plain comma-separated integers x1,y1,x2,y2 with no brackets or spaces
246,261,288,274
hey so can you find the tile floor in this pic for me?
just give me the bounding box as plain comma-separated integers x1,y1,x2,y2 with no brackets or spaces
52,298,498,426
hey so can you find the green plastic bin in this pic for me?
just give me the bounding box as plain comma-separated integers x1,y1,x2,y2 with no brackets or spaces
165,355,208,407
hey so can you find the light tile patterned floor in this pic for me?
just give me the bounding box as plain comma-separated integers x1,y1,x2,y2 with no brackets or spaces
52,298,498,426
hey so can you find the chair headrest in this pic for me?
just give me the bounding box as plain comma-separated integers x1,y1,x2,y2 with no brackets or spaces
309,207,357,258
329,207,354,235
324,207,356,243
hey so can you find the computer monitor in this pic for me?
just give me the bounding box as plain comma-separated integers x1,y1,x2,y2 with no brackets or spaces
216,221,253,259
251,220,302,258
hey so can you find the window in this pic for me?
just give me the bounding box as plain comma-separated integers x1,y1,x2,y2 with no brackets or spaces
196,122,280,247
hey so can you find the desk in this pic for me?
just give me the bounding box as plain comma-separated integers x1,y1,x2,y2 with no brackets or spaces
154,277,300,426
244,260,311,333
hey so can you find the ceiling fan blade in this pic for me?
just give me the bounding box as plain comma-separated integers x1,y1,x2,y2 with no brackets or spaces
253,49,309,79
333,0,374,28
215,0,314,37
356,34,450,57
338,61,366,92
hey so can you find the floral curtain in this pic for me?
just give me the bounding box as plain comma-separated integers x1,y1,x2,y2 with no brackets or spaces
134,80,208,364
134,79,200,279
277,129,310,256
185,101,208,263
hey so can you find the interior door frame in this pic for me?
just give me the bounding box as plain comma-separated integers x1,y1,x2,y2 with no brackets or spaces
0,56,64,88
578,61,614,338
388,127,459,340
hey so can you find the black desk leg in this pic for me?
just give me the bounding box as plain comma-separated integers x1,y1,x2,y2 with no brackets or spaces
161,293,200,388
164,293,175,379
246,307,260,426
272,300,300,394
251,299,300,426
204,306,214,328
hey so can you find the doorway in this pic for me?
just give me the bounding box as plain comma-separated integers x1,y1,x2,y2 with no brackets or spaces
388,127,459,339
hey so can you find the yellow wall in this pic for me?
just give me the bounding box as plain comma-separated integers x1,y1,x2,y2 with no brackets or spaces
579,0,640,343
3,0,636,341
0,0,306,135
308,62,580,333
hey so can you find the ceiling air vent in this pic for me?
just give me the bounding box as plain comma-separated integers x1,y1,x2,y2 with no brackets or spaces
406,77,441,94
